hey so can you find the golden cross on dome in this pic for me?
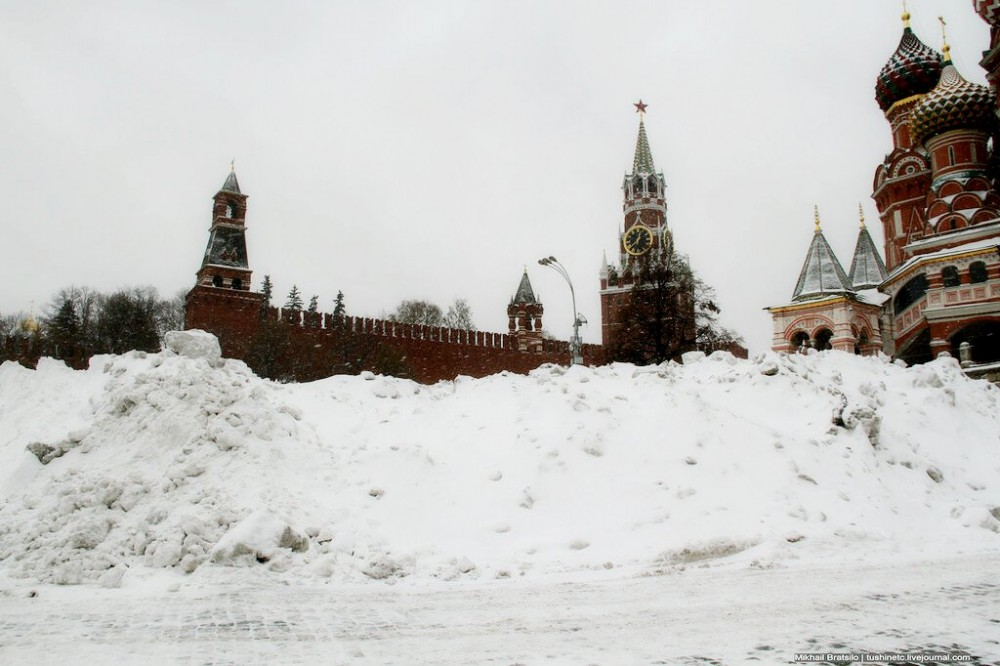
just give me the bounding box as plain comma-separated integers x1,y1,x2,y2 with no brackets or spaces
634,100,648,117
939,15,951,60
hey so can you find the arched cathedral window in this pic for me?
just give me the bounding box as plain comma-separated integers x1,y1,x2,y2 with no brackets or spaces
941,266,960,288
970,261,987,284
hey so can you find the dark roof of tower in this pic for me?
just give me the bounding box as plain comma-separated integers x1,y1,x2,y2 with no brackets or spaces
848,226,888,290
632,119,655,174
910,63,997,144
875,28,943,112
512,270,538,304
220,169,241,194
793,229,853,301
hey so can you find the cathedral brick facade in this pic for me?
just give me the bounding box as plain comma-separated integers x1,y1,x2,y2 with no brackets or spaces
770,3,1000,369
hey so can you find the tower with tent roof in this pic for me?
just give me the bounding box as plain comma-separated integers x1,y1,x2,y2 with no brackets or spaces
508,270,544,352
599,101,693,354
184,166,265,358
766,207,887,354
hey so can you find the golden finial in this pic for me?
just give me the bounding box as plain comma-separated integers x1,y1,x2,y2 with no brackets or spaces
230,158,236,172
939,16,951,62
901,0,910,28
20,301,39,335
814,205,821,232
858,203,866,229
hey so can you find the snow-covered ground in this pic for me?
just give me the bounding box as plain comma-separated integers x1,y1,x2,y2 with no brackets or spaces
1,332,999,663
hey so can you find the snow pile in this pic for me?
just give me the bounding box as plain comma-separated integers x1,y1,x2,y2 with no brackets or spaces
163,329,222,367
1,339,999,587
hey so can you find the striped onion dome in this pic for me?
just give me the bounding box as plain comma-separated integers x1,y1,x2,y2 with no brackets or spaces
910,64,996,145
875,28,943,112
974,0,1000,26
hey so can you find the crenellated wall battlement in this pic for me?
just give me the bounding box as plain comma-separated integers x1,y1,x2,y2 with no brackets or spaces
270,306,580,355
185,284,603,383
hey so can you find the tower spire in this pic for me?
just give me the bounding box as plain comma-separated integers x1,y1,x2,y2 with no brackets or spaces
221,164,241,194
632,101,655,174
793,209,852,301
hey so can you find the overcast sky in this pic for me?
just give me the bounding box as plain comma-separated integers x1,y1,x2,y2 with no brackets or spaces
1,1,991,353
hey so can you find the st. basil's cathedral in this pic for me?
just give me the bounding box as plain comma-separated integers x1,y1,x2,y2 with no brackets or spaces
768,2,1000,369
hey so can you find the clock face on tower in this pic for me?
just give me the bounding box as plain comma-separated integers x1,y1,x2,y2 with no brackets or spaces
623,224,653,256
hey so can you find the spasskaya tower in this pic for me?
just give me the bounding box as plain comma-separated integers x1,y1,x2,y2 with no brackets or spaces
599,101,671,348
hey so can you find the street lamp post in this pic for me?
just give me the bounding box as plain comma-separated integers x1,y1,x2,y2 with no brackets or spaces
538,256,585,365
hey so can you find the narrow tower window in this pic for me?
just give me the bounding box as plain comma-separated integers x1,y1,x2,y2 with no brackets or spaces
941,266,960,288
970,261,987,283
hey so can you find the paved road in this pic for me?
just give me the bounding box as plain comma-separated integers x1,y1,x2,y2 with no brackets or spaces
0,555,998,665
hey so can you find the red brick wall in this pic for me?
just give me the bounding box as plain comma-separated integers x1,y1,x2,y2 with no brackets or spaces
184,287,605,383
184,285,264,359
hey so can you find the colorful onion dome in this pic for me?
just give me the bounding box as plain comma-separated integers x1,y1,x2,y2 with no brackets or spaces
910,64,997,144
875,28,943,112
974,0,1000,26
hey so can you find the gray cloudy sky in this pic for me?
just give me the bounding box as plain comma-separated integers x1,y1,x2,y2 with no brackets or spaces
0,1,991,353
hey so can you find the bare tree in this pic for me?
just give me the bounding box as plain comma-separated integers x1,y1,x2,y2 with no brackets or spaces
388,300,444,327
443,298,476,330
0,312,27,338
157,288,187,336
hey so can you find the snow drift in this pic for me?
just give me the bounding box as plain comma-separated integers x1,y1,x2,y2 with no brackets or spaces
1,332,999,587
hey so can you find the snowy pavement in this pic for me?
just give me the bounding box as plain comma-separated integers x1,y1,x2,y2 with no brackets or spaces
1,554,997,665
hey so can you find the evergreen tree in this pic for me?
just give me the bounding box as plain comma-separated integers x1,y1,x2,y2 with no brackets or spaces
261,275,273,307
333,291,346,321
608,241,741,363
693,280,744,354
285,284,303,310
94,287,161,354
246,317,293,382
307,295,319,313
608,246,697,365
46,286,100,352
47,299,80,357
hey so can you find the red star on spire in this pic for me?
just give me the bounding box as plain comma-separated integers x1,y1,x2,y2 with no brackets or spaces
634,100,648,114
